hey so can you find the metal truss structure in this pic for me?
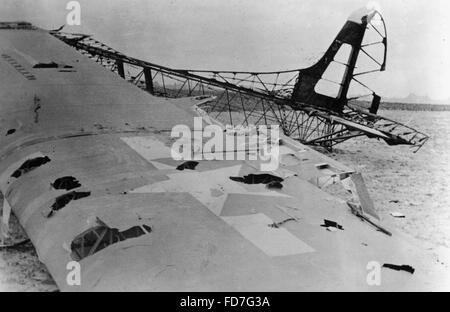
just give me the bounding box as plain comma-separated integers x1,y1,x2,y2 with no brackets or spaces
52,10,429,151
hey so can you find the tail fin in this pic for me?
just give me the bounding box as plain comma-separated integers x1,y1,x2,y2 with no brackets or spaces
292,8,387,113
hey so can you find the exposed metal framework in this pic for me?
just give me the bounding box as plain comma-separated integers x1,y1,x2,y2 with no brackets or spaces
51,11,428,152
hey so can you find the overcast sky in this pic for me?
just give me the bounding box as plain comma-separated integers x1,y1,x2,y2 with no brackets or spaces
1,0,449,100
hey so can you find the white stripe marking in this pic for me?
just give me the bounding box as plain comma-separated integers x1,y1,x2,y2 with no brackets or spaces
222,213,314,257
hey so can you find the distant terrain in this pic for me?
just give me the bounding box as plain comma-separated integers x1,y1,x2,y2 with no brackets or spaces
350,99,450,112
380,101,450,111
381,93,450,111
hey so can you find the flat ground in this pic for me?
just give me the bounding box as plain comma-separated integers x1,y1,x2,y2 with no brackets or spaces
0,212,57,292
1,109,448,291
332,110,450,253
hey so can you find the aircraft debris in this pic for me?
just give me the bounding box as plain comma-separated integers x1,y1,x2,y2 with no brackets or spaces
5,129,16,136
349,173,379,221
51,176,81,191
321,219,344,230
46,191,91,217
52,9,429,153
0,8,442,291
382,264,415,274
71,217,151,261
315,163,330,170
268,218,297,229
33,62,73,69
176,161,199,171
33,95,41,123
348,201,392,236
11,156,51,178
275,205,301,226
230,174,284,185
50,24,64,33
390,212,405,218
266,181,283,189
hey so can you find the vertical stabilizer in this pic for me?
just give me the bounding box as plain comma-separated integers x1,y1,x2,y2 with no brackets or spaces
292,9,386,113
